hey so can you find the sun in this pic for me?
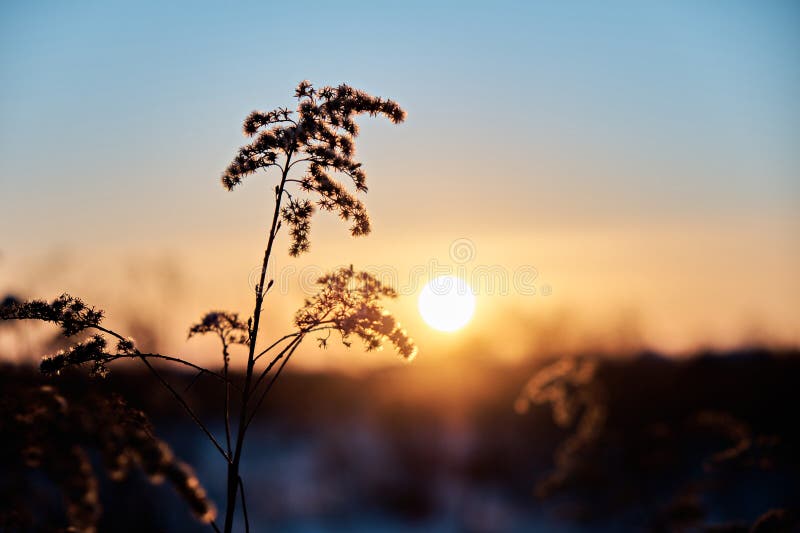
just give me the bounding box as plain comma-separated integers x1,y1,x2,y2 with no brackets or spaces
418,275,476,332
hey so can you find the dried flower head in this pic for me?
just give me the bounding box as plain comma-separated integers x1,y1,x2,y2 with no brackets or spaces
1,296,144,377
188,311,249,347
295,266,417,360
0,293,103,336
222,81,406,255
515,357,606,498
40,334,111,377
280,198,314,256
692,410,752,468
515,357,598,424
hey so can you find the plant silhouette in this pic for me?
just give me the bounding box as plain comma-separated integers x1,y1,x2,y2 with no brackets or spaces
0,81,415,532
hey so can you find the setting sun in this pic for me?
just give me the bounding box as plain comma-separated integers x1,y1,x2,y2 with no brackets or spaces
2,2,799,530
418,276,476,332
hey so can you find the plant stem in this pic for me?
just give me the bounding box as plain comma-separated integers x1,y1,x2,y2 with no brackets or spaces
221,337,232,457
136,354,229,460
244,335,302,430
222,151,293,533
238,476,250,533
90,325,231,461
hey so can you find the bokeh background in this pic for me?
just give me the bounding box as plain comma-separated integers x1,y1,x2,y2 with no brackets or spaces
2,1,799,531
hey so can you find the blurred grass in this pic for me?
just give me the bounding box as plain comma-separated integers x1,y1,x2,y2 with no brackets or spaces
2,347,799,531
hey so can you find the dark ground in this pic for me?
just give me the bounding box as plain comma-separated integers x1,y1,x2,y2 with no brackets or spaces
1,347,799,532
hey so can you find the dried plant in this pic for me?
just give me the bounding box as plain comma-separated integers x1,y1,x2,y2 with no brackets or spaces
1,81,415,532
0,380,214,532
515,356,606,497
514,355,797,529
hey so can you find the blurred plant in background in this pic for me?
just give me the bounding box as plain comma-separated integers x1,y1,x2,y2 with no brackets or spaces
515,356,606,498
0,378,214,531
515,353,799,531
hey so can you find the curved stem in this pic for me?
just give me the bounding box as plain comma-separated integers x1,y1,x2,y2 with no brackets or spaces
220,334,232,457
223,149,294,533
238,476,250,533
287,157,312,170
251,335,301,392
91,324,232,385
244,335,303,431
136,354,229,461
252,332,299,362
109,352,231,385
88,324,231,460
183,370,204,393
251,324,336,391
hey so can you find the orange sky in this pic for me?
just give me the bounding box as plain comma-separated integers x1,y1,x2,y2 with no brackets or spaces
2,210,797,370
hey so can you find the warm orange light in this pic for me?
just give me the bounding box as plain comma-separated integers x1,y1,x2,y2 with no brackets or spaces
418,276,476,332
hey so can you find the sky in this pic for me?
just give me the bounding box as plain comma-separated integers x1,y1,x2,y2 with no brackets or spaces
1,1,799,369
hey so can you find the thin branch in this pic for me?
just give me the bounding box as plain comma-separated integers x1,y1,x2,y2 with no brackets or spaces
249,319,341,410
251,324,335,391
253,322,336,376
89,324,233,386
254,161,279,172
287,157,313,170
182,370,204,394
87,324,130,345
238,476,250,533
245,335,303,430
220,334,233,457
253,332,299,362
342,168,367,190
251,336,299,391
136,354,230,462
44,323,232,461
110,353,231,385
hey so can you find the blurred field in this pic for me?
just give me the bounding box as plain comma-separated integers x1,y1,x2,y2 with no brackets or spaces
2,347,798,532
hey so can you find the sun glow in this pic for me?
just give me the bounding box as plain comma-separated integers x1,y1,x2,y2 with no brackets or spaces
418,276,476,332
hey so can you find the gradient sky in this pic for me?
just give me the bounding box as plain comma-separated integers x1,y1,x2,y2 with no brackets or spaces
1,1,799,368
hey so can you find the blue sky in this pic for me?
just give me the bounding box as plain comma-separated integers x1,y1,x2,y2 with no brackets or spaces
2,1,798,235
